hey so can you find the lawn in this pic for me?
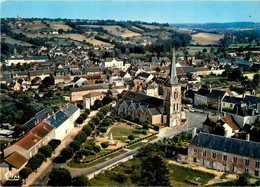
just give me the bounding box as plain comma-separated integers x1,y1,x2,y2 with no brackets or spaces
108,125,142,141
127,142,146,150
67,150,127,168
168,164,215,185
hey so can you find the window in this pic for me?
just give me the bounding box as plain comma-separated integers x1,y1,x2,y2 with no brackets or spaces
193,157,197,163
29,151,32,158
255,170,259,177
230,104,233,107
233,157,237,163
255,161,260,168
223,103,225,106
201,159,205,165
245,159,250,166
212,152,217,159
203,150,207,157
245,168,249,173
231,166,236,172
223,155,227,161
194,149,197,154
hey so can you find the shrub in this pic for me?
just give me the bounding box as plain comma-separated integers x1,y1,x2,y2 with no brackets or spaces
222,107,233,112
72,175,91,186
93,145,101,153
102,96,113,105
100,127,107,133
85,144,93,151
82,125,92,136
94,99,103,109
101,142,109,149
82,149,91,156
88,122,95,131
154,125,160,131
143,123,149,130
128,135,136,140
26,153,45,171
142,130,148,135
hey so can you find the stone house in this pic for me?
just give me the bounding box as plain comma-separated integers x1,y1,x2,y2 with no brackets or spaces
182,133,260,178
83,92,104,109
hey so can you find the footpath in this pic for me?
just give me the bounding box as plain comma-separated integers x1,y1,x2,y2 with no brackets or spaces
24,110,98,186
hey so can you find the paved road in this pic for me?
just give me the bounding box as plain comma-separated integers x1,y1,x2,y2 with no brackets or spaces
30,109,210,185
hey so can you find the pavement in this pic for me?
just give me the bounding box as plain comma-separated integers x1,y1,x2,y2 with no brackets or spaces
24,110,98,186
27,109,210,186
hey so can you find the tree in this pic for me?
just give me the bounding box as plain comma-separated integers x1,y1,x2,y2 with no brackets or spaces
142,130,148,135
81,113,88,120
138,155,170,186
85,109,91,115
47,168,72,186
100,127,107,133
39,145,53,158
76,116,84,125
19,167,33,183
72,175,91,186
26,153,45,171
75,131,87,144
88,122,95,131
143,120,149,130
92,117,100,126
69,140,81,152
101,142,109,149
48,139,61,151
84,144,93,151
58,29,65,34
97,112,104,120
154,125,160,131
82,125,93,136
60,147,73,161
128,134,136,140
102,96,113,105
94,99,103,109
93,145,101,153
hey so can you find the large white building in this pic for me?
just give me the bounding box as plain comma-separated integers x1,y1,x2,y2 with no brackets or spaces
102,58,129,70
46,103,80,140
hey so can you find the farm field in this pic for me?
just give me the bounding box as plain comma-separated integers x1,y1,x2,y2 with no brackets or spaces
82,25,141,38
191,32,224,45
2,36,34,46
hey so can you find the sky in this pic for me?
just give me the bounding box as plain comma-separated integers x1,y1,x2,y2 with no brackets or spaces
1,1,260,23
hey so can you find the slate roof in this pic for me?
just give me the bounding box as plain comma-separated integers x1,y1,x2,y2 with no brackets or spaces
207,89,226,99
122,91,164,107
70,83,109,92
191,133,260,159
137,72,151,79
48,111,68,128
242,95,260,104
196,88,210,96
223,96,243,104
148,108,161,115
182,66,196,73
62,103,79,118
4,151,28,169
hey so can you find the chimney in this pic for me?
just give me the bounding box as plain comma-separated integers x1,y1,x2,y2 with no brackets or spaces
22,131,25,135
35,121,37,125
223,112,226,117
236,106,239,115
246,134,250,141
256,103,259,111
53,113,56,120
247,101,251,106
224,130,228,137
192,127,197,139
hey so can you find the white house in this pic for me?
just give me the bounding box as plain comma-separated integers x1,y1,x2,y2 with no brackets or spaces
102,58,124,70
83,92,104,109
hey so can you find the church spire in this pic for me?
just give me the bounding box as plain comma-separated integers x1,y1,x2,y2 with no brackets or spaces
170,48,177,84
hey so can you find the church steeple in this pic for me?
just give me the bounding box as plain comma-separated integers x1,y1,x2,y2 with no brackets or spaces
170,49,177,84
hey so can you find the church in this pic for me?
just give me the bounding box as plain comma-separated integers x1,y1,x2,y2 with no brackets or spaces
116,50,185,127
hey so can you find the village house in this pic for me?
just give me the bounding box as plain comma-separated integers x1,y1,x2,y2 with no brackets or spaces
194,88,210,107
203,114,240,137
181,133,260,178
83,92,104,109
70,83,109,101
207,89,228,109
102,58,124,70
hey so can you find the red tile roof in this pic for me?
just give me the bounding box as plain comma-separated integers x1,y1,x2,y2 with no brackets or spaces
83,92,102,98
4,151,28,169
15,121,54,150
222,115,240,131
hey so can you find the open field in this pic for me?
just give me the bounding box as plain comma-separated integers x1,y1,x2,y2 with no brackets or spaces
50,23,73,31
2,36,34,46
82,25,141,38
191,32,224,45
140,24,161,29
